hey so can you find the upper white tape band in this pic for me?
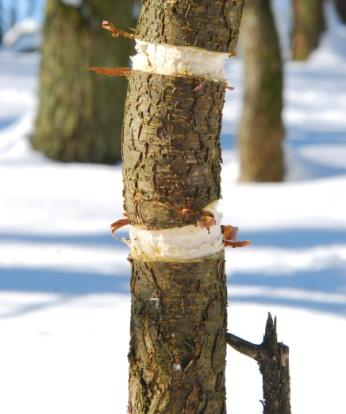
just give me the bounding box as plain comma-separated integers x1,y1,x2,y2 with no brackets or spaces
131,40,229,81
129,202,224,261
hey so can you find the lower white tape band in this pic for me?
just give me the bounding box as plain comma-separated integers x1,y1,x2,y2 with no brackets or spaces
129,202,224,261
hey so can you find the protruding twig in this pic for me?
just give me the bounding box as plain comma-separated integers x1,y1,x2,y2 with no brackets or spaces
226,313,291,414
222,224,251,248
102,20,135,40
225,84,235,91
111,218,129,234
225,332,261,359
89,66,132,77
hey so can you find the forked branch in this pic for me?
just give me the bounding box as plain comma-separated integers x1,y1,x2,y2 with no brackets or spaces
226,313,291,414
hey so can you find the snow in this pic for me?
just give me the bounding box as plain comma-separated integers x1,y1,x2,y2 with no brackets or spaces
2,18,41,52
0,1,346,413
60,0,83,7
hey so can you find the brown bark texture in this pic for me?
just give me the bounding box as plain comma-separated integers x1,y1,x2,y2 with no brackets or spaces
129,256,227,413
122,73,224,230
226,314,291,414
238,0,285,182
122,0,244,412
136,0,244,53
291,0,326,61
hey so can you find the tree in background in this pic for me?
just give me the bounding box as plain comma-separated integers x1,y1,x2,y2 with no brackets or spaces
32,0,133,163
336,0,346,23
238,0,285,182
291,0,326,61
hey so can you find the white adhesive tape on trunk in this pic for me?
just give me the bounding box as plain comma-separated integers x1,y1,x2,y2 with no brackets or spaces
129,202,224,261
131,40,229,81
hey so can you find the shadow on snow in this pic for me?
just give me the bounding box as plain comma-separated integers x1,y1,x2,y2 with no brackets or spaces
0,227,345,317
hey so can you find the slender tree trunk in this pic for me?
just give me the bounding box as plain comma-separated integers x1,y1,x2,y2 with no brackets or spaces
336,0,346,23
291,0,326,61
120,0,244,411
238,0,284,182
32,0,133,163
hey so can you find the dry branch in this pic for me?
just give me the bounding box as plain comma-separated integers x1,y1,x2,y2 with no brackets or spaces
226,313,291,414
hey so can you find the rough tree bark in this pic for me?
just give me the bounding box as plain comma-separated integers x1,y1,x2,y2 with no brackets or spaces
226,314,291,414
32,0,133,163
116,0,244,412
238,0,285,182
291,0,326,61
335,0,346,23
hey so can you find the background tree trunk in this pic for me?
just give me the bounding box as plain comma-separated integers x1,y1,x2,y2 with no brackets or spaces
122,0,244,411
238,0,284,182
335,0,346,23
291,0,326,61
32,0,133,163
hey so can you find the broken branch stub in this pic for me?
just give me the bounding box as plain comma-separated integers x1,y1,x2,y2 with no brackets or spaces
226,313,291,414
102,20,135,40
89,66,132,78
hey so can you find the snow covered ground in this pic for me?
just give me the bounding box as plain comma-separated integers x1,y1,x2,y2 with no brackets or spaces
0,2,346,413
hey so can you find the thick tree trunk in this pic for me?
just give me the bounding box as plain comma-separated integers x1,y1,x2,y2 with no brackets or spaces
238,0,284,182
291,0,326,61
32,0,133,163
121,0,244,412
336,0,346,23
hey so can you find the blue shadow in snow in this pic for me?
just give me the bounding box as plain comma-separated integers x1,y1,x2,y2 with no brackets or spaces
0,267,130,295
0,232,128,249
240,228,346,249
0,117,17,131
229,265,346,316
221,133,236,151
230,295,346,316
0,226,345,317
220,128,346,180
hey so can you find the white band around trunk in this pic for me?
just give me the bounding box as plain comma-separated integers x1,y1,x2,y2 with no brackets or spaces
131,40,229,81
128,202,224,261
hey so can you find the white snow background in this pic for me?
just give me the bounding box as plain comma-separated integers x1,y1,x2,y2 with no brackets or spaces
0,1,346,413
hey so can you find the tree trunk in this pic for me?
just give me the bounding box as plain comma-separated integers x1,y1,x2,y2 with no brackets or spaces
291,0,326,61
238,0,284,182
121,0,244,412
32,0,133,163
336,0,346,23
